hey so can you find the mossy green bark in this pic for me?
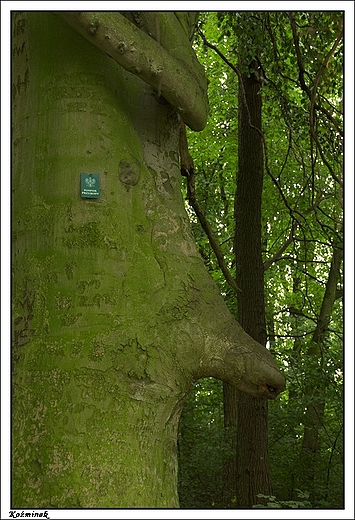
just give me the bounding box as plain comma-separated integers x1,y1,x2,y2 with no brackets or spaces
12,12,192,508
12,12,285,508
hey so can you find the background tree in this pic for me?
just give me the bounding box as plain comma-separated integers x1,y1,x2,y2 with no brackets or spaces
234,58,270,509
178,10,343,509
11,11,285,509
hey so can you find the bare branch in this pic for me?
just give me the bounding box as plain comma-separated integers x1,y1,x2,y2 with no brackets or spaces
309,21,343,129
287,12,311,97
187,170,241,294
287,12,343,187
179,120,241,294
264,195,325,270
198,31,300,225
263,226,296,271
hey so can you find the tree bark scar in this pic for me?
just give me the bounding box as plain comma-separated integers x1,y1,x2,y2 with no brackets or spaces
179,117,194,177
155,14,163,98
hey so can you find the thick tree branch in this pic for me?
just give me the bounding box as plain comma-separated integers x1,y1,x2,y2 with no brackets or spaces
57,11,209,131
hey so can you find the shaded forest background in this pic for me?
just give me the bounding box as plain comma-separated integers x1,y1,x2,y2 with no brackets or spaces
177,11,344,509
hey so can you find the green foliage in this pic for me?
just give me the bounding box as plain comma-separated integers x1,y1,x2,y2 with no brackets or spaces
178,378,226,508
178,10,343,509
253,490,312,508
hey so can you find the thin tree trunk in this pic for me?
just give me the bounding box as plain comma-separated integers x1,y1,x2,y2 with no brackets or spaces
297,246,343,500
234,63,272,508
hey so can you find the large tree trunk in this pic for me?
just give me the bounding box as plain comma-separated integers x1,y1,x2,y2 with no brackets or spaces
234,64,272,508
12,13,284,508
